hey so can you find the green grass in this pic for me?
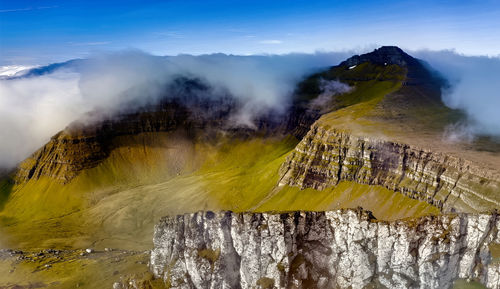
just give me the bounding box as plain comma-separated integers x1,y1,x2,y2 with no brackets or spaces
0,131,439,251
0,59,452,288
0,178,13,210
0,60,446,252
0,135,299,249
295,62,406,102
0,54,497,289
255,182,439,220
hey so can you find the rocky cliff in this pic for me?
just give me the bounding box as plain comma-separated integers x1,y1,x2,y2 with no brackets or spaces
13,78,319,184
278,124,500,214
150,209,500,289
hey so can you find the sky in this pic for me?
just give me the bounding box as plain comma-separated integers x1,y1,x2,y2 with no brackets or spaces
1,0,500,65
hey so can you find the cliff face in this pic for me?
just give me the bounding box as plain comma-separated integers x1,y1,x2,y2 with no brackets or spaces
14,100,223,183
150,209,500,289
278,124,500,213
13,83,318,184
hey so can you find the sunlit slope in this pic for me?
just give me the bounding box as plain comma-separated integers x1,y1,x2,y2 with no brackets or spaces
0,250,164,289
5,46,489,250
281,47,500,213
313,50,500,172
0,129,437,250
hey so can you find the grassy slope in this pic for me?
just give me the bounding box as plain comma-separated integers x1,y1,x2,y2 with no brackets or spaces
0,61,442,252
0,132,438,252
0,61,448,287
0,250,166,289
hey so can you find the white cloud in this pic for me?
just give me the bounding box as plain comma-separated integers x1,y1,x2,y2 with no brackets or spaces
0,71,84,168
68,41,112,46
3,49,498,169
415,50,500,137
259,40,283,44
0,65,37,77
0,50,349,168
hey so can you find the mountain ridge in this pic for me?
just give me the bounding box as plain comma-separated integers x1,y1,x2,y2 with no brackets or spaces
1,45,500,289
1,45,499,255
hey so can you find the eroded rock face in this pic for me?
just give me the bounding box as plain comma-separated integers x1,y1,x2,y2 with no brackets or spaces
150,209,500,289
13,88,319,184
278,124,500,213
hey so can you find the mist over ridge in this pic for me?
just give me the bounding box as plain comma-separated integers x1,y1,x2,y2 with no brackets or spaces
414,50,500,139
0,50,351,169
0,48,499,169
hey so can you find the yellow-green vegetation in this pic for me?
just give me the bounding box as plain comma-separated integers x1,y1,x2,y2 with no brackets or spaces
302,59,462,143
197,248,220,265
489,243,500,263
256,182,439,220
317,79,402,133
300,61,413,136
0,250,162,289
0,178,13,210
0,60,443,252
296,62,405,102
0,130,439,251
0,134,297,249
453,279,488,289
256,277,275,289
0,58,453,288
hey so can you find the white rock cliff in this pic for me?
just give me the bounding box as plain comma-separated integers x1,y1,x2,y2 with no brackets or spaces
150,209,500,289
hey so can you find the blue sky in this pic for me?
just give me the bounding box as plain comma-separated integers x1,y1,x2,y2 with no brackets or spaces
1,0,500,65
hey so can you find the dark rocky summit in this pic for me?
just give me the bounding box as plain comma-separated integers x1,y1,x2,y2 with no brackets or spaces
340,46,418,68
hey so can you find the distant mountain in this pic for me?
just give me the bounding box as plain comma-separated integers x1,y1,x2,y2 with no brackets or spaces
0,65,38,78
4,59,84,79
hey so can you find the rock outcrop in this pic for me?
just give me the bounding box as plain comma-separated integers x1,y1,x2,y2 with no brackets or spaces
150,209,500,289
340,46,416,68
278,124,500,213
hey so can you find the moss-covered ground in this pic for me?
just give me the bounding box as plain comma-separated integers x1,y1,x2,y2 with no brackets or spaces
0,132,438,253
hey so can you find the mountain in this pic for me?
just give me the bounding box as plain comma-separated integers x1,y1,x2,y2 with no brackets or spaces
0,46,499,289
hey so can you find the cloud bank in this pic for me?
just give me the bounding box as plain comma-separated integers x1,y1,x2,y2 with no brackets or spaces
415,50,500,138
1,48,499,169
0,50,350,168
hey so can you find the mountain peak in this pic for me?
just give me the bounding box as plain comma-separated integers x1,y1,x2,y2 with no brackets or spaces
340,46,416,67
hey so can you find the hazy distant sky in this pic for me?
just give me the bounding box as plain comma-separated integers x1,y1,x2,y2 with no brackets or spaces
1,0,499,65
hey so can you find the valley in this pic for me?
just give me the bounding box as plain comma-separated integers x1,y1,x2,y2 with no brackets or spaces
0,47,499,288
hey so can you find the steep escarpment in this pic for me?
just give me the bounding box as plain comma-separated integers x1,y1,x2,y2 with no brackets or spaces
150,209,500,289
14,98,229,183
278,124,500,213
13,78,318,184
274,46,500,214
10,46,442,186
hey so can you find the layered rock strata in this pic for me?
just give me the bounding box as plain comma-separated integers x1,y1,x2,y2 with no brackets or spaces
278,124,500,213
150,209,500,289
14,85,318,184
